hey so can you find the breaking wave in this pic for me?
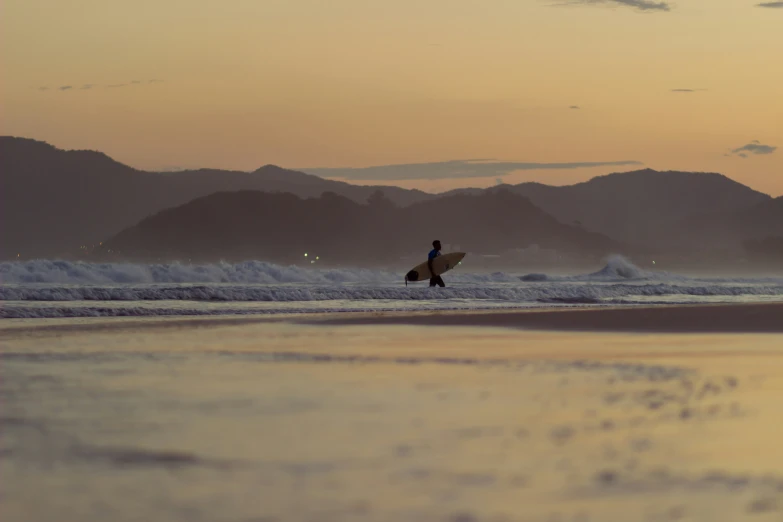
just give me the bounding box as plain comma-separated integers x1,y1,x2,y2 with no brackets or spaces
1,260,400,285
0,256,670,286
520,255,670,282
3,257,782,320
584,255,656,280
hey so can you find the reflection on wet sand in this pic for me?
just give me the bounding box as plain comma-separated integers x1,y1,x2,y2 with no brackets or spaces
2,308,783,521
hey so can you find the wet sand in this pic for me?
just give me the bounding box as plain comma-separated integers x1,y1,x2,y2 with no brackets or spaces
2,304,783,521
302,302,783,333
3,303,781,339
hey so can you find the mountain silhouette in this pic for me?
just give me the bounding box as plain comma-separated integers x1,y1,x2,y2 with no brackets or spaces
443,169,771,246
98,190,621,264
675,196,783,249
0,137,431,258
2,137,775,261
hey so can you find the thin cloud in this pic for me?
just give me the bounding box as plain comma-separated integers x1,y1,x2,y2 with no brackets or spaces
552,0,671,12
569,105,581,109
671,89,708,93
730,140,777,157
38,80,163,93
756,2,783,7
300,159,644,181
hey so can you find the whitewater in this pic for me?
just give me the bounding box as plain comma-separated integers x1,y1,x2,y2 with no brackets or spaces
2,257,782,319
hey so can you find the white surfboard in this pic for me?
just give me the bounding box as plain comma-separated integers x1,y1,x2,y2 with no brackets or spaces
405,252,466,283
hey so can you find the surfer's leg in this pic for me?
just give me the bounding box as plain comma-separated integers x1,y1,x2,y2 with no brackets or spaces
435,276,445,288
429,277,436,287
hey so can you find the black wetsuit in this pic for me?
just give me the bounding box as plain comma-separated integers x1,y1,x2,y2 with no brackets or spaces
428,248,445,287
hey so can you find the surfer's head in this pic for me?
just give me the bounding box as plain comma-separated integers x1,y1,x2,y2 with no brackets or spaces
432,240,441,250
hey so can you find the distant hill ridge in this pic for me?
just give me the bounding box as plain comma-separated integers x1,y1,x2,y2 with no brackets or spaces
100,189,620,264
0,137,431,258
443,168,771,246
0,136,776,260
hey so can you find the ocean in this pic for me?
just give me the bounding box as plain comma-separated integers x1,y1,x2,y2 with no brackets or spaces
2,256,782,319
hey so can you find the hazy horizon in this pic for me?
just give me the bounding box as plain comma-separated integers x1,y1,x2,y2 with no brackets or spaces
3,135,780,199
2,0,781,195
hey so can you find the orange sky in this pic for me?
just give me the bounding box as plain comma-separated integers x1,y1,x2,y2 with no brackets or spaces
2,0,781,194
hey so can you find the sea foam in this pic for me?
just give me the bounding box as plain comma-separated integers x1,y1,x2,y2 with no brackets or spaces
0,256,664,286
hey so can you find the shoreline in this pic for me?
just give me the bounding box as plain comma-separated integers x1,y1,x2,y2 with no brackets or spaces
302,302,783,333
1,302,782,338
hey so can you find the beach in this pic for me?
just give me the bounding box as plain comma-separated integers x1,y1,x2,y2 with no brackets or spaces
304,302,783,333
3,303,783,522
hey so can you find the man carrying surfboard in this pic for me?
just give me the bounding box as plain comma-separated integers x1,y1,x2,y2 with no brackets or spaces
428,240,446,287
404,244,464,286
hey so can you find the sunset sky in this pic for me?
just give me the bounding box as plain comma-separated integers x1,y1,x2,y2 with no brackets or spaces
2,0,781,194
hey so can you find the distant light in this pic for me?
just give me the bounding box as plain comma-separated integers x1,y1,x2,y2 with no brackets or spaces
304,253,308,257
310,260,315,264
316,256,320,260
652,260,656,265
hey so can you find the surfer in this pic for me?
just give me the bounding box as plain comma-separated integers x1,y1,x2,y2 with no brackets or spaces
428,240,446,287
